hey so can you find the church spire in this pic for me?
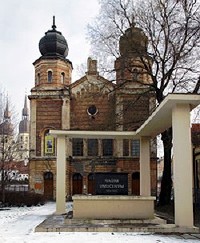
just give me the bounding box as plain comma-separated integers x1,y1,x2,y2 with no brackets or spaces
19,94,29,134
4,97,11,121
22,95,29,119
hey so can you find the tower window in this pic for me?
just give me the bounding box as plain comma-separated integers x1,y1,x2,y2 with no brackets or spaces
61,72,65,84
132,68,138,80
47,71,53,83
36,73,40,85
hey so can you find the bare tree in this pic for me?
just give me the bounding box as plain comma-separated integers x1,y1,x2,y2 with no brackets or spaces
87,0,200,205
0,92,19,204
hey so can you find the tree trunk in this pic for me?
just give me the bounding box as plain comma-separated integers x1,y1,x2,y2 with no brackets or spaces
1,168,6,204
158,128,173,206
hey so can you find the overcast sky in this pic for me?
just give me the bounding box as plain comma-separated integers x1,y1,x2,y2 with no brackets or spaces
0,0,100,119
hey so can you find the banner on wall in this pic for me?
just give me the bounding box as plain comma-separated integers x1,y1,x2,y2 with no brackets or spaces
45,135,54,154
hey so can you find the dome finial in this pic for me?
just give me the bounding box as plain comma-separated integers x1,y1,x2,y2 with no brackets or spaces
52,16,56,30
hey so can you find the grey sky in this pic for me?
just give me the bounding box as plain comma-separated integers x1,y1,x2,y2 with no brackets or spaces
0,0,99,118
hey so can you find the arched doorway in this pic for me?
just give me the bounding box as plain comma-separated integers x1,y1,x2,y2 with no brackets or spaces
44,172,53,200
72,173,83,195
88,173,96,195
132,172,140,196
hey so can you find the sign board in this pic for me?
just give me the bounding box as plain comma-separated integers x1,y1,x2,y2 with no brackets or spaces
95,173,128,195
45,135,54,154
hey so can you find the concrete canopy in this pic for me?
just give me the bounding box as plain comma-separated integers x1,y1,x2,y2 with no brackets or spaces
50,94,200,139
50,93,200,228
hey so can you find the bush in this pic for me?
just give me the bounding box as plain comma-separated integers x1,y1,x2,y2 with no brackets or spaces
0,191,46,207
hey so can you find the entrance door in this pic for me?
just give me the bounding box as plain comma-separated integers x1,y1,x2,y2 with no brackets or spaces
132,172,140,196
72,173,83,195
44,172,53,200
88,173,95,195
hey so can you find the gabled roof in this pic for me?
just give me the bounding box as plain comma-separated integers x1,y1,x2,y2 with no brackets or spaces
71,74,115,89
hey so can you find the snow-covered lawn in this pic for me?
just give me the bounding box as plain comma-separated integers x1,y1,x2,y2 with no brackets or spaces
0,202,198,243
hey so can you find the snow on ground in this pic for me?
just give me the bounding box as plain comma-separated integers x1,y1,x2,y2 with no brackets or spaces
0,202,198,243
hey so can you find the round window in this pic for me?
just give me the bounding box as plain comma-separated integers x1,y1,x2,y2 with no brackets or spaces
87,105,98,116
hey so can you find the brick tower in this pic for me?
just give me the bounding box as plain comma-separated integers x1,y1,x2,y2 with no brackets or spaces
115,23,155,131
29,17,72,199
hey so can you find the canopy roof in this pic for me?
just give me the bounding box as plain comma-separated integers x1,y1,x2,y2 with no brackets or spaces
50,94,200,139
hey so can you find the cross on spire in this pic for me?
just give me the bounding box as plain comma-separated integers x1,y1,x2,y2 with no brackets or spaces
52,16,56,30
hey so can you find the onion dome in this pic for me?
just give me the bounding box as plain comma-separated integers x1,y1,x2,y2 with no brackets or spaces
119,22,148,56
39,16,69,58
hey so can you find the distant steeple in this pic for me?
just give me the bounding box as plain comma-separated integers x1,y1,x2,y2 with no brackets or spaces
4,97,11,121
0,97,13,136
22,95,29,119
19,95,29,134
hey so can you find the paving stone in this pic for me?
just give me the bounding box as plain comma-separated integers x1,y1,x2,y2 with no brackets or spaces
191,234,200,239
182,234,198,239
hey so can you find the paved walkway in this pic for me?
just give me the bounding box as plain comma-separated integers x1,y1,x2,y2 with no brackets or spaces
35,213,200,235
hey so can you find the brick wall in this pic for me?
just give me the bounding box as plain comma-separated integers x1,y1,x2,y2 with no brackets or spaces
36,99,62,156
70,90,116,131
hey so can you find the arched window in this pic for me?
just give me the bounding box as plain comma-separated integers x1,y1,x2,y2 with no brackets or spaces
36,73,40,85
132,68,138,80
44,131,55,156
61,72,65,84
47,70,53,83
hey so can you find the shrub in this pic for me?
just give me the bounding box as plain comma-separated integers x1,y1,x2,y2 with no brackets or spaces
0,191,46,207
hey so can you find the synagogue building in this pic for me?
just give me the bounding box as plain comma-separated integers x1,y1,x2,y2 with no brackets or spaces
28,18,157,200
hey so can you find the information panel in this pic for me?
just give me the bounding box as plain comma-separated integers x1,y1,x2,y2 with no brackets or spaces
95,173,128,195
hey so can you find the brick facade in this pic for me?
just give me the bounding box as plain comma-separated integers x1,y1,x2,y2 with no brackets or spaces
28,23,157,200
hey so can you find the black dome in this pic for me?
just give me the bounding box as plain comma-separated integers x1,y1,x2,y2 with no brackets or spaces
39,17,69,58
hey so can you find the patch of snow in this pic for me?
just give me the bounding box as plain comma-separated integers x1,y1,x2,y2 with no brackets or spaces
0,202,197,243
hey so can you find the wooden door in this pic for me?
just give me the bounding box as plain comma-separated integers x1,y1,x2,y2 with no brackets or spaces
72,173,83,195
44,172,53,200
88,173,95,195
132,172,140,196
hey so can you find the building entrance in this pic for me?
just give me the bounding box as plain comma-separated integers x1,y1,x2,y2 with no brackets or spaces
132,172,140,196
72,173,83,195
44,172,53,200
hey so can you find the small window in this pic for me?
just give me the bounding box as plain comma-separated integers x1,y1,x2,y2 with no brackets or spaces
72,138,83,156
88,139,98,156
36,73,40,84
131,140,140,157
123,139,129,156
132,68,138,80
102,139,113,156
61,72,65,84
47,71,53,83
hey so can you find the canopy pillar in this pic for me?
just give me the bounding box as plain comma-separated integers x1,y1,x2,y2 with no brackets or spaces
172,104,193,227
140,136,151,196
56,135,66,214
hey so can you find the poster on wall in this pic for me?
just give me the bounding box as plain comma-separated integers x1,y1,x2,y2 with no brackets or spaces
45,135,54,154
